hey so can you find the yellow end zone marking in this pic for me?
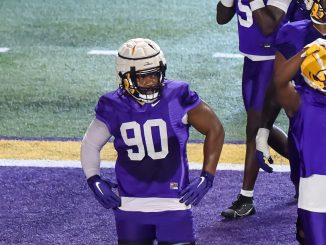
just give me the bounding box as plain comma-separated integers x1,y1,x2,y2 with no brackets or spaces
0,140,288,164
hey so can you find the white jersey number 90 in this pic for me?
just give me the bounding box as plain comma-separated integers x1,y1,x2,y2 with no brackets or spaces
120,119,169,161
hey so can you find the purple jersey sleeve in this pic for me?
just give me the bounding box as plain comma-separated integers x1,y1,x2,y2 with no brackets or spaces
178,81,201,112
275,20,309,59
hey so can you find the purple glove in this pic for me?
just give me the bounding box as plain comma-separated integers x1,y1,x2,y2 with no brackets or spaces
179,171,215,206
256,150,274,173
87,175,121,209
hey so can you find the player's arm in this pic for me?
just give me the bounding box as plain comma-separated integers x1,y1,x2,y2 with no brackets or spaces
273,50,303,116
259,81,281,130
274,38,326,114
216,0,236,24
188,101,224,174
81,118,121,209
250,0,291,35
179,101,224,206
81,118,110,178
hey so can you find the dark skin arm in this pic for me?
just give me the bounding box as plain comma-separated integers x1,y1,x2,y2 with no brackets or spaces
250,2,286,35
273,50,305,116
188,101,225,175
216,1,236,25
259,80,282,129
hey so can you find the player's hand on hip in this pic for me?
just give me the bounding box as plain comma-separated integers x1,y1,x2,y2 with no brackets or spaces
87,175,121,209
178,171,215,206
301,38,326,57
256,128,273,173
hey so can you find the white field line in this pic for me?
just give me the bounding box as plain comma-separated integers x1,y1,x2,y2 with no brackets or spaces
87,49,117,55
0,47,10,53
212,52,243,58
0,159,290,172
87,50,242,59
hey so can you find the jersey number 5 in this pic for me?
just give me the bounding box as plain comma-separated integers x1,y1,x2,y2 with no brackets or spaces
120,119,169,161
238,0,253,28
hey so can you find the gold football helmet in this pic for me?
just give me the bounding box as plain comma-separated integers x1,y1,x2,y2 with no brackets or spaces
301,43,326,93
305,0,326,24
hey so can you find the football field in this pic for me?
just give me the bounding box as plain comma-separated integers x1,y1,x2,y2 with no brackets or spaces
0,0,297,244
0,0,289,140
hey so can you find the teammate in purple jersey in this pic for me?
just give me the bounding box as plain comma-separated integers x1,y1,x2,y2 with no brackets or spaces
81,38,225,245
273,1,326,242
216,0,290,218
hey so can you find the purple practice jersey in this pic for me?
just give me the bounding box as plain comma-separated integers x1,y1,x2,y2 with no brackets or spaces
236,0,309,59
236,0,283,58
95,80,201,212
275,20,325,86
290,87,326,177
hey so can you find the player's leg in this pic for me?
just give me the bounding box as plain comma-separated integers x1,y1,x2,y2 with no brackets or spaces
259,73,288,158
259,78,299,197
298,208,326,245
114,210,155,245
296,210,305,244
268,125,288,158
259,78,301,198
288,125,300,198
221,58,273,218
242,109,261,191
156,210,195,245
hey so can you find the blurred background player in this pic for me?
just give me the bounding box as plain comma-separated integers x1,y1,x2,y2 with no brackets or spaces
273,1,326,240
81,38,225,245
216,0,291,218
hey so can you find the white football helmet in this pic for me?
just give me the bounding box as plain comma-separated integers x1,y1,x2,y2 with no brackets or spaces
116,38,167,103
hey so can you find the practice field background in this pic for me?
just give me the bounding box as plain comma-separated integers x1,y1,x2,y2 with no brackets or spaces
0,0,289,141
0,1,296,244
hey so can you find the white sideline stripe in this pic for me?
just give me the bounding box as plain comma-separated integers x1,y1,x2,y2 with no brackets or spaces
0,159,290,172
87,50,117,55
212,52,243,58
0,47,10,53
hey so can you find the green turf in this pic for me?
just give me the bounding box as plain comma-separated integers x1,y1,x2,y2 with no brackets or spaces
0,0,289,140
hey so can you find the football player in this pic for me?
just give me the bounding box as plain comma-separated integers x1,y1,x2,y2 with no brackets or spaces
216,0,292,218
81,38,225,245
273,1,326,241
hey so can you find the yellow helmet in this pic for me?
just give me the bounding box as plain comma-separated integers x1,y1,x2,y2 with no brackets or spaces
301,44,326,93
305,0,326,24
